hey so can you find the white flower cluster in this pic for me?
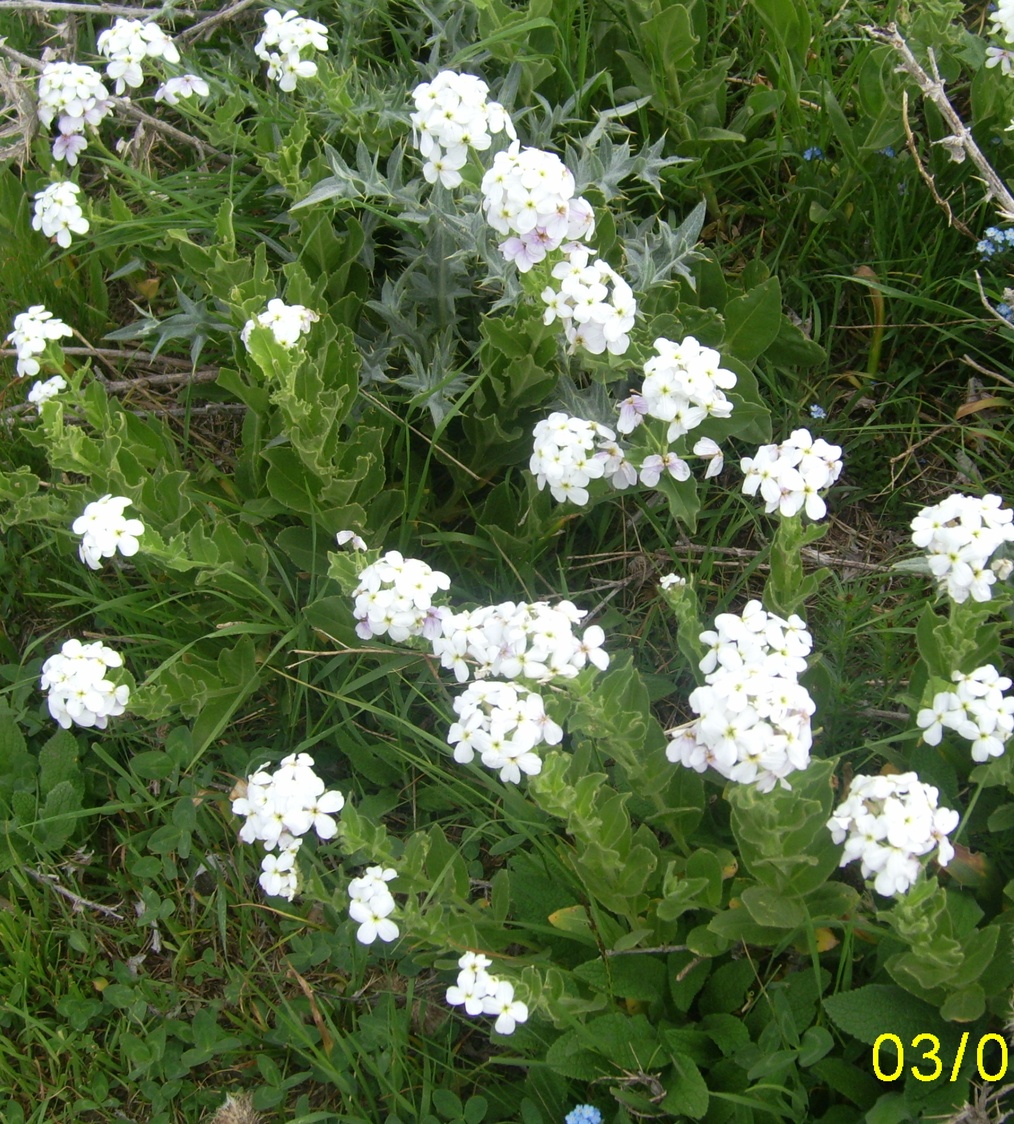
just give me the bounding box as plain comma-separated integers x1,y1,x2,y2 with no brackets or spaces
741,427,843,520
666,600,815,792
27,375,67,411
32,182,89,249
154,74,210,105
529,412,622,505
627,336,737,441
910,493,1014,603
917,664,1014,762
37,61,113,166
6,305,73,377
481,143,595,270
991,0,1014,44
347,865,399,944
827,772,959,897
446,951,529,1036
541,246,636,356
240,298,320,349
72,494,145,570
528,336,737,508
40,638,129,730
97,18,180,94
253,8,328,92
231,752,345,901
352,550,451,642
433,598,608,685
448,680,563,784
347,548,609,782
410,70,516,189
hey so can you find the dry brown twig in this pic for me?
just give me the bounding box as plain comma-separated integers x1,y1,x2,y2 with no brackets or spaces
0,1,191,16
177,0,260,44
864,23,1014,219
900,88,975,238
25,866,125,920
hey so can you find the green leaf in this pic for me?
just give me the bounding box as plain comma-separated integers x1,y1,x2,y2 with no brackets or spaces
727,758,837,894
37,780,80,851
37,729,81,798
740,885,806,930
662,1053,709,1119
572,954,667,1001
463,1096,487,1124
751,0,811,61
823,985,963,1056
798,1025,834,1067
722,277,782,364
939,985,985,1023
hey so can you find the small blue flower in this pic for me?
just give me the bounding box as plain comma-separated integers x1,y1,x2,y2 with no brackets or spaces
802,146,823,161
565,1107,603,1124
998,302,1013,321
878,145,896,158
809,403,827,419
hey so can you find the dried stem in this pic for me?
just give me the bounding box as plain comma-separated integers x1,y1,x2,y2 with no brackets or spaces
26,866,125,920
974,270,1014,331
0,1,193,15
864,23,1014,220
177,0,259,44
2,345,204,368
900,88,974,238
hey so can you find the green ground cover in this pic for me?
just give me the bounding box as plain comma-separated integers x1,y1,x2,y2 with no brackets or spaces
3,1,1014,1121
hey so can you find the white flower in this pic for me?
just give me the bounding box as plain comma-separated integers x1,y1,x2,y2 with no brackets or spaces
97,17,180,93
347,868,399,944
72,494,145,569
445,953,526,1037
241,298,319,349
910,493,1014,603
916,665,1014,762
986,46,1014,75
32,182,89,249
667,600,814,791
693,437,724,478
154,74,210,105
529,411,616,506
231,753,345,899
349,894,399,944
335,529,367,551
741,428,842,521
411,70,515,183
482,979,528,1035
259,845,300,899
990,0,1014,45
828,772,959,897
6,305,73,377
254,8,328,90
27,375,67,411
53,131,89,166
540,248,636,355
352,551,451,642
40,638,129,729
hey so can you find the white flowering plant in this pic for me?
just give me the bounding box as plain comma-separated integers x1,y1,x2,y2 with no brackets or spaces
5,0,1014,1121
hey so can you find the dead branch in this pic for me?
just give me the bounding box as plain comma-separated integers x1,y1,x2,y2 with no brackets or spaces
864,23,1014,220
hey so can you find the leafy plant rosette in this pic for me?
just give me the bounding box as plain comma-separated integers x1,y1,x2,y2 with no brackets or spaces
2,3,1014,1123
